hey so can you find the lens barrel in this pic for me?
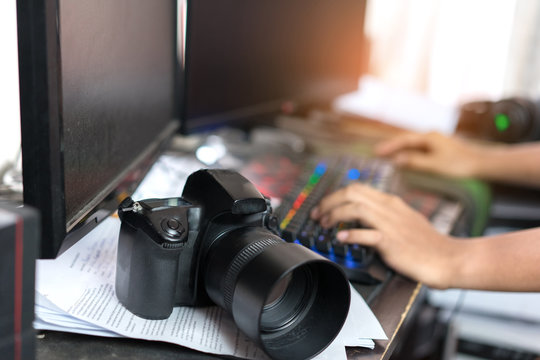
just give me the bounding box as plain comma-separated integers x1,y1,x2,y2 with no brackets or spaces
204,227,350,360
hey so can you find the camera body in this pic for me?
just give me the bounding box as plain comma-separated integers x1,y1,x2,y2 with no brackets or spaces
115,169,350,360
116,169,279,318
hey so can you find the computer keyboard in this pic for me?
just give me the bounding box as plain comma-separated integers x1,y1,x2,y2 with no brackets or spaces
274,154,463,285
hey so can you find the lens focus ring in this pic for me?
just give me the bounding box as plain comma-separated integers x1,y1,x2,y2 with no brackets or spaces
222,237,282,312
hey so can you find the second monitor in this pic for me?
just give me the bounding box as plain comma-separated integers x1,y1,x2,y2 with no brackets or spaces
181,0,368,133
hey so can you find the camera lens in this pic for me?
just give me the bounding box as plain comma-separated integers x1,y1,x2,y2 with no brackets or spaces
260,268,312,333
204,227,350,360
264,272,293,309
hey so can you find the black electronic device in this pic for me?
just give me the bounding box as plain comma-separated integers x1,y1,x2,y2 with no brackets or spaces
17,0,180,258
0,202,39,360
456,97,540,143
115,169,350,360
181,0,368,134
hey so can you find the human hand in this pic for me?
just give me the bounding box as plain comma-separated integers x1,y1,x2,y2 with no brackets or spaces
310,183,462,289
374,131,484,178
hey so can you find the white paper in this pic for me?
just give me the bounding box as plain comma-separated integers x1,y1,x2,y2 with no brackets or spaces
131,154,205,200
36,215,386,359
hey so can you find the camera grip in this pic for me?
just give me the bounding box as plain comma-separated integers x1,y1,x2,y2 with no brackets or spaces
115,224,182,319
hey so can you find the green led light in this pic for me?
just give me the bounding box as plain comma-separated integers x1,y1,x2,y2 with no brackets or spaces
494,113,510,132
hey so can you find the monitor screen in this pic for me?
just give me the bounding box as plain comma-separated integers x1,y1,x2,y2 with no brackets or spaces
181,0,367,134
18,0,179,258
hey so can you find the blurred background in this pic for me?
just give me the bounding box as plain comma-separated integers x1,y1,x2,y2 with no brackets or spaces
3,0,540,168
0,0,21,173
365,0,540,105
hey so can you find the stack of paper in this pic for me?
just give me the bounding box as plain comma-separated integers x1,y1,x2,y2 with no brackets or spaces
35,154,387,359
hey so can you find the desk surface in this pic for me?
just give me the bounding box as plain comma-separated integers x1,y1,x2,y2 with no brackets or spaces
349,276,423,360
36,274,422,360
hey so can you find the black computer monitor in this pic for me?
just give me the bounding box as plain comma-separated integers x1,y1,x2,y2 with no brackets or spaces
181,0,368,134
17,0,179,258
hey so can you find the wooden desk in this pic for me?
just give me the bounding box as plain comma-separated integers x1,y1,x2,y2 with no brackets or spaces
350,276,424,360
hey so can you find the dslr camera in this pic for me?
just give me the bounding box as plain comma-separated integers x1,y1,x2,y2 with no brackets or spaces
115,169,350,360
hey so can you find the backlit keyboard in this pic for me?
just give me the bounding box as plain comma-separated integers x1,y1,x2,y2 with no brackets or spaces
275,155,462,284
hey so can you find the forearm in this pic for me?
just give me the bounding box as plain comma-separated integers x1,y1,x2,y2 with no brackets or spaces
471,142,540,188
445,227,540,291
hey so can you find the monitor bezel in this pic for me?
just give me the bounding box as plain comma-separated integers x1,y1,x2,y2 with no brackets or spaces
17,0,179,258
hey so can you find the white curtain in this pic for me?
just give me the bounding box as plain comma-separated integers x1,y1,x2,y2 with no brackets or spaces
364,0,540,106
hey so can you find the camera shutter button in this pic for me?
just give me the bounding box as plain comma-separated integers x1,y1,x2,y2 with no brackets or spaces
167,219,180,230
161,218,185,239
